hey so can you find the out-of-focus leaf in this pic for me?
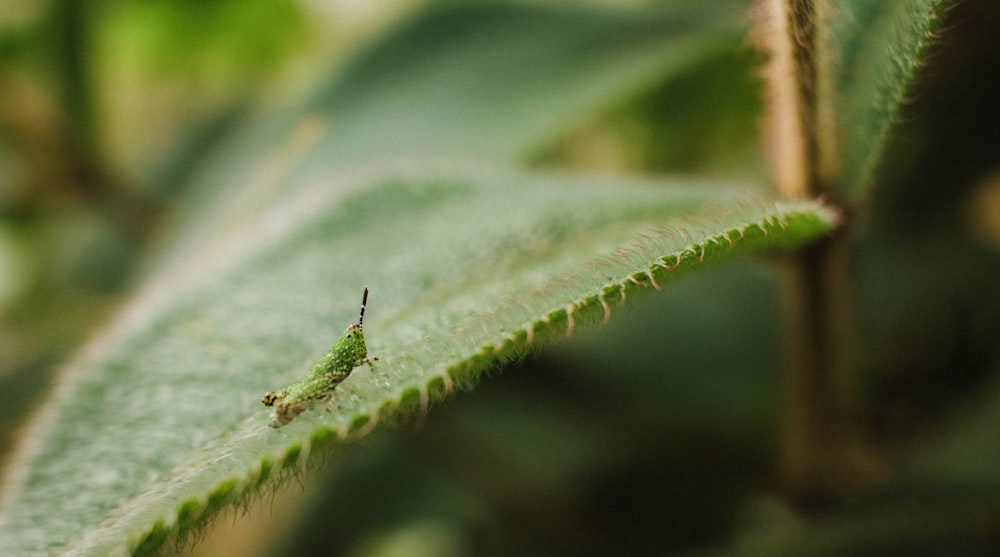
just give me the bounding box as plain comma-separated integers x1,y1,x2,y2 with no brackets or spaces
822,0,953,199
157,1,748,274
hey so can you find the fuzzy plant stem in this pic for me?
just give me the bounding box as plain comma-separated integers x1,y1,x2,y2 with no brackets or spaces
788,0,822,198
761,0,861,504
783,231,858,505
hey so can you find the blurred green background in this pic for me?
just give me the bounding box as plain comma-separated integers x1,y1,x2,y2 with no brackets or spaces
2,1,1000,555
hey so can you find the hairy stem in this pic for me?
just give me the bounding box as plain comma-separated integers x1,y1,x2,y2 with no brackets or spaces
765,0,860,504
782,231,858,504
787,0,822,197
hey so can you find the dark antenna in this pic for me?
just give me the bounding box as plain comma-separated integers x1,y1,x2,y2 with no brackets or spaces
357,287,369,327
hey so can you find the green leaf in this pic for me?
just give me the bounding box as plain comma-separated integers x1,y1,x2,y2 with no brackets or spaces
822,0,953,199
0,166,836,555
158,1,748,271
1,2,837,555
